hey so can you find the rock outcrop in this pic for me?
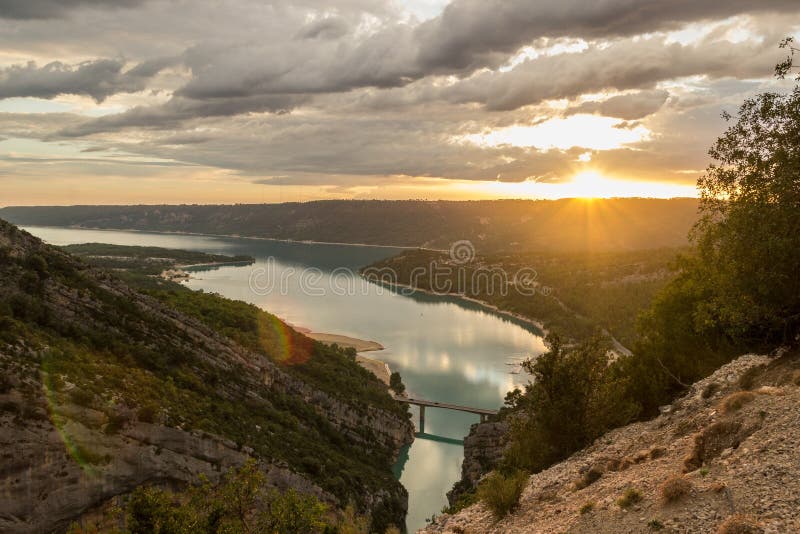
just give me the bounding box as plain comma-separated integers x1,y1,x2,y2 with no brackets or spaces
426,352,800,533
447,420,508,506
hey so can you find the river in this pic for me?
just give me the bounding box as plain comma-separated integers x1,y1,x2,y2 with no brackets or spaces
23,226,546,532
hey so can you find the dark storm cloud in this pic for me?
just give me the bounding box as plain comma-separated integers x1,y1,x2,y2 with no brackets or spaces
0,0,145,20
0,58,172,102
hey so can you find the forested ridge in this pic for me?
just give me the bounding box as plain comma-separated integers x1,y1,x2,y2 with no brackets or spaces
0,197,699,253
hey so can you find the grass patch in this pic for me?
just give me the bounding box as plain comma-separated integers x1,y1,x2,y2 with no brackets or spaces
718,391,756,414
716,514,763,534
617,487,642,508
476,471,528,519
659,475,692,503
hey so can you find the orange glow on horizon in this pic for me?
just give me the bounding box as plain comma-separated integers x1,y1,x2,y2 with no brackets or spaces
457,171,697,200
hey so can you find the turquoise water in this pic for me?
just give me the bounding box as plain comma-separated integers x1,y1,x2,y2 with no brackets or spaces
24,226,545,532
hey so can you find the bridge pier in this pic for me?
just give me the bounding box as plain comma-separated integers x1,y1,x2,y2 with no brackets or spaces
419,405,425,433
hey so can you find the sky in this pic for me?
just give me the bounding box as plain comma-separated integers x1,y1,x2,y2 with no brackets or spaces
0,0,798,205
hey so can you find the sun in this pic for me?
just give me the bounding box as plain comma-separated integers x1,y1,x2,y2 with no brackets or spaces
565,171,619,199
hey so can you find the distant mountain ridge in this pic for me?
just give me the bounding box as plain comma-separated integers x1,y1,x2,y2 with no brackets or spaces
0,198,700,253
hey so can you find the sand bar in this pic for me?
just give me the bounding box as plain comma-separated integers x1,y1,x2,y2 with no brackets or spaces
305,332,384,352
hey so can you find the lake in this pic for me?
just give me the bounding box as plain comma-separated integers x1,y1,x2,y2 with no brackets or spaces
24,226,546,532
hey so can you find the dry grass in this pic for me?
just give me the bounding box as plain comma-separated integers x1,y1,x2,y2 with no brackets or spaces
477,471,528,519
792,369,800,386
573,467,602,490
683,420,745,473
715,514,763,533
718,391,756,414
659,475,693,503
617,487,643,508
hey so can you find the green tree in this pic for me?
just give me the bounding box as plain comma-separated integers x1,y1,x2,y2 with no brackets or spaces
625,39,800,413
504,334,635,473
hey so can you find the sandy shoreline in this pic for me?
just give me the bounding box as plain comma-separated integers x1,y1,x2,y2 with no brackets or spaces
304,332,384,352
296,329,391,384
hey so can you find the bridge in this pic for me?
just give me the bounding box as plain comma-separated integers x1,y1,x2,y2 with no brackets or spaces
394,395,498,433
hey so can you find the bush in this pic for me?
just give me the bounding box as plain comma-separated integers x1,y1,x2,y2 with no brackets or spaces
659,475,692,503
716,514,763,534
504,334,636,473
104,413,130,435
719,391,755,414
137,403,160,423
579,502,594,515
574,467,602,490
617,487,642,508
476,471,528,519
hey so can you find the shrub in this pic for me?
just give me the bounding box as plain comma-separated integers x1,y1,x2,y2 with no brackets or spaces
716,514,763,534
104,413,130,435
718,391,756,414
579,502,594,515
476,471,528,519
137,403,160,423
659,475,692,503
648,519,665,530
69,388,94,407
617,487,642,508
574,467,602,490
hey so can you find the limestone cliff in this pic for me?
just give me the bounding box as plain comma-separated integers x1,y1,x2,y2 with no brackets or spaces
0,220,414,533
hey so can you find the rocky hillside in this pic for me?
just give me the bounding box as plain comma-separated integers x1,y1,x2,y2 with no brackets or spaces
426,352,800,533
0,220,414,533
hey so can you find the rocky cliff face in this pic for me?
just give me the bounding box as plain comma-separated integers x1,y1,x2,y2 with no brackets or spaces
0,220,414,532
426,351,800,533
447,420,508,506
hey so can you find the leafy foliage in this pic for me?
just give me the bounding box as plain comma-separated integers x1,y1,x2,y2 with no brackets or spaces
126,461,330,534
502,334,636,473
624,64,800,413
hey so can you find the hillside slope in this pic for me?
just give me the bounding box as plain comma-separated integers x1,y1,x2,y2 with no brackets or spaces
426,352,800,533
0,220,413,532
0,198,699,253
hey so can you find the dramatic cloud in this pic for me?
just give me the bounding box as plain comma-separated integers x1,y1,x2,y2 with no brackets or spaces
0,58,171,102
414,0,799,72
0,0,798,204
439,35,782,111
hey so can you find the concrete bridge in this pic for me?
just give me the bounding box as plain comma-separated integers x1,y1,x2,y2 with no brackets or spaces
394,395,498,433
